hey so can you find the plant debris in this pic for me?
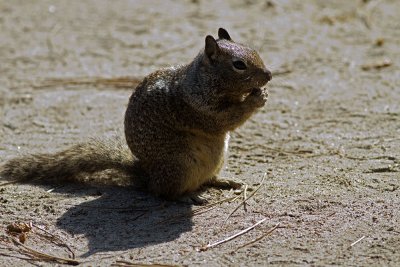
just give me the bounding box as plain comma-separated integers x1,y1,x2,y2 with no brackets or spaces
111,261,180,267
361,58,392,71
224,173,266,223
199,217,267,251
1,221,79,265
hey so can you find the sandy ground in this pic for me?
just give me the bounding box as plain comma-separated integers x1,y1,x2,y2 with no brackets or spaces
0,0,399,266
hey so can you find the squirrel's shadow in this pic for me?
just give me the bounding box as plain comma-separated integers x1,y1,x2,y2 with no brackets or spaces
53,184,193,257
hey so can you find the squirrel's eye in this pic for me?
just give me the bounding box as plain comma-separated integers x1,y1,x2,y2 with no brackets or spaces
232,60,247,71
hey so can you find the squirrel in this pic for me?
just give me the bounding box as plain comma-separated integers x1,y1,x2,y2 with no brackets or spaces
0,28,272,203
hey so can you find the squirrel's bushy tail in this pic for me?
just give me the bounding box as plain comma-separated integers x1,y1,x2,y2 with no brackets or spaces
0,138,137,184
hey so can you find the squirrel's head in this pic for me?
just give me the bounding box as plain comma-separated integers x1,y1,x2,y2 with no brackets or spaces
202,28,272,102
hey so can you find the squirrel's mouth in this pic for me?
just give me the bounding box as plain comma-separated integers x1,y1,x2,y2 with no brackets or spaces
241,87,268,101
241,89,253,100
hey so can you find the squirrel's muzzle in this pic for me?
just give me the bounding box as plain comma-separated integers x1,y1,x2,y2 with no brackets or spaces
265,69,272,82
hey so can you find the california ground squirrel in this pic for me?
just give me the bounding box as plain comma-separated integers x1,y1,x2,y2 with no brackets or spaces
0,28,271,202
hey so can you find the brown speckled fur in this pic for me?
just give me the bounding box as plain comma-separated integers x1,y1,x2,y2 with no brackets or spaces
0,28,271,200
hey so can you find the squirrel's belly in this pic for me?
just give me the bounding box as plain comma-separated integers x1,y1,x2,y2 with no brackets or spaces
183,134,227,192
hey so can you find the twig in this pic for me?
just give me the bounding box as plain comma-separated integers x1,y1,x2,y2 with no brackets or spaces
342,155,396,161
0,252,42,262
365,166,398,173
234,223,280,251
0,180,20,187
361,58,392,71
200,217,267,251
243,184,248,212
349,236,366,248
224,173,266,223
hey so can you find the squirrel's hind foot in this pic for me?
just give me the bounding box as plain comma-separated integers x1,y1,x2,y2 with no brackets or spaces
205,177,243,190
178,194,209,206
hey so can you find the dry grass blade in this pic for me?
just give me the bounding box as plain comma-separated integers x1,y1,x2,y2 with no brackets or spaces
112,260,179,267
234,223,280,251
224,173,266,223
2,223,77,264
349,235,366,248
8,236,79,265
154,196,236,225
200,217,267,251
32,224,76,259
193,196,237,214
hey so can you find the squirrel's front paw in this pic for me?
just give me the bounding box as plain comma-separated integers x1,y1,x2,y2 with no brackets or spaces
244,88,268,108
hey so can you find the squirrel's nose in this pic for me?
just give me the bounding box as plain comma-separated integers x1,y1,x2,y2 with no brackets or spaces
265,69,272,82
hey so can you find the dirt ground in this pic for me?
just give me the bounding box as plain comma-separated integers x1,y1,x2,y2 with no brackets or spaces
0,0,399,266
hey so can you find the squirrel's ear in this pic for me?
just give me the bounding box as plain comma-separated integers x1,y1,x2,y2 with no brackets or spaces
218,28,232,41
205,35,219,61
